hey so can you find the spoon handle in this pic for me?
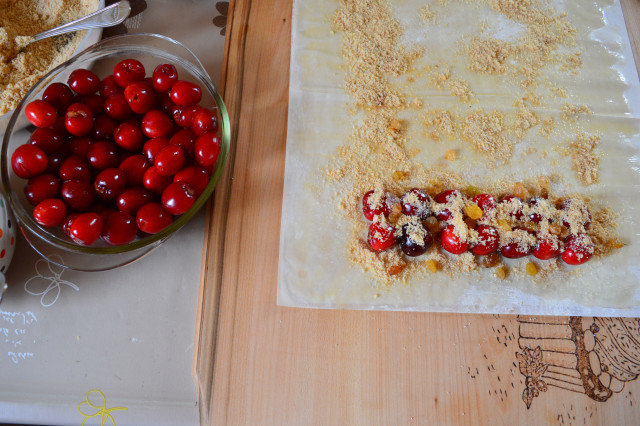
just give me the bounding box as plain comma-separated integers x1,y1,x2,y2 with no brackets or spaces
32,1,132,42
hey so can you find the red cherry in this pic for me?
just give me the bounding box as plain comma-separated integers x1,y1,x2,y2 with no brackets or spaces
91,115,117,140
154,145,185,176
99,75,122,98
42,83,74,113
49,115,67,134
561,234,594,265
104,94,133,121
69,212,103,245
471,225,499,255
113,59,146,88
46,154,65,175
170,128,197,158
136,203,173,234
191,109,217,136
400,188,431,217
33,199,67,227
24,174,61,205
59,155,92,181
161,182,196,215
399,223,432,256
561,199,591,230
170,80,202,106
143,166,173,193
527,197,549,224
160,95,178,115
114,122,144,151
94,168,127,200
500,195,524,220
101,211,137,245
362,190,392,221
64,103,93,136
471,194,496,219
124,81,157,114
142,137,170,163
118,154,150,187
141,110,173,138
79,94,104,115
440,224,469,254
367,222,396,251
500,228,534,259
11,144,48,178
87,140,119,170
70,137,94,158
29,128,64,154
174,105,203,128
152,64,179,92
25,100,57,128
434,189,462,221
173,166,210,197
116,188,155,215
532,234,561,260
61,179,95,211
67,69,100,95
195,132,220,167
62,213,80,237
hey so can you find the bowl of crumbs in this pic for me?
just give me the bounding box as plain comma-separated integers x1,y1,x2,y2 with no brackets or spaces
0,0,104,134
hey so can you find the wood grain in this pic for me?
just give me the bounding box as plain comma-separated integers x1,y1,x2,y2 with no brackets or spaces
194,1,640,424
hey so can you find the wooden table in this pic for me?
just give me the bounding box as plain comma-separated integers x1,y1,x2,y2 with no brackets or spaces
194,1,640,424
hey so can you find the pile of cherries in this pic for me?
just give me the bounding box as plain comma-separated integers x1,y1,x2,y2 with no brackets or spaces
11,59,220,246
362,189,595,266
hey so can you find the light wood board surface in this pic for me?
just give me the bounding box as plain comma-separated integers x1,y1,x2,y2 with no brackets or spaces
194,0,640,424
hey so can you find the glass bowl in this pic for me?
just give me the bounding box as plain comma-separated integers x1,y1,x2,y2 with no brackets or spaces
1,33,230,271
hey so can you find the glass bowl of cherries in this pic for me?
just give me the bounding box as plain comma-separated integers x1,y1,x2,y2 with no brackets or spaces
1,33,229,271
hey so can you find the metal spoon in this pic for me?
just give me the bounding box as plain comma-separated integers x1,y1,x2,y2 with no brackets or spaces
29,1,131,44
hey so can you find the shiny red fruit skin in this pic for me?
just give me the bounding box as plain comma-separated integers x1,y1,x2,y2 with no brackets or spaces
64,103,93,136
400,188,431,217
471,193,496,218
94,168,127,200
141,110,173,138
99,75,122,98
42,83,74,113
67,69,100,95
161,182,196,215
70,137,94,158
101,211,137,245
195,132,220,167
500,195,524,220
118,154,150,187
62,213,80,237
29,128,64,154
113,59,146,88
471,225,499,255
143,166,173,193
362,190,391,221
500,243,531,259
434,189,461,221
152,64,179,92
191,109,217,136
11,144,48,179
59,155,92,181
173,166,210,197
87,140,119,170
69,212,103,245
116,188,155,215
440,224,469,254
154,145,185,176
174,105,203,128
49,115,67,133
170,129,197,158
61,179,95,211
532,234,561,260
367,222,396,252
124,81,157,114
170,80,202,106
104,94,133,121
561,199,591,230
561,234,594,265
136,203,173,234
45,154,65,175
24,174,61,206
91,115,117,140
25,100,57,128
114,122,144,151
143,137,170,163
33,199,67,227
79,94,104,115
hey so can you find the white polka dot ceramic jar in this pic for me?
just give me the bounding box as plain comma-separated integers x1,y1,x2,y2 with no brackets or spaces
0,193,16,303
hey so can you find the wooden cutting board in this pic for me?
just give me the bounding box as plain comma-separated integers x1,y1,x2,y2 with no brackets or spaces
194,0,640,424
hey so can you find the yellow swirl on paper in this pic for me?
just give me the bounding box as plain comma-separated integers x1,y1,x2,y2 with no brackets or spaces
77,389,127,426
